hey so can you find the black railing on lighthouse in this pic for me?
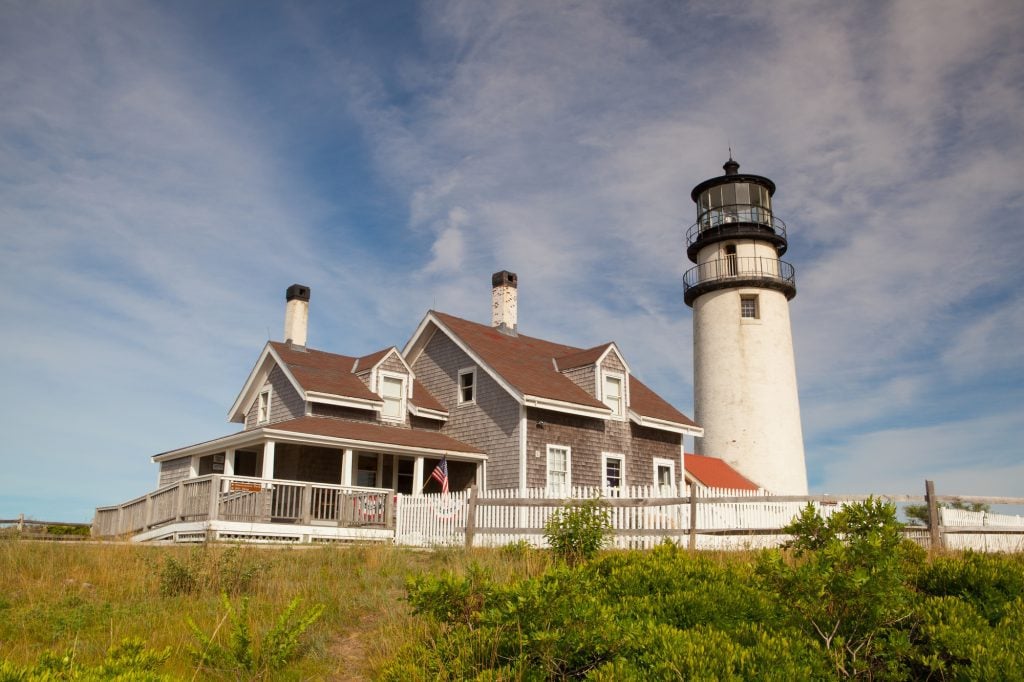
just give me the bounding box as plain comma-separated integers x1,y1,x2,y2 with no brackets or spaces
683,256,796,305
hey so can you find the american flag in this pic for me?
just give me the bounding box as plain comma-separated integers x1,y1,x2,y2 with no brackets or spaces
430,457,449,494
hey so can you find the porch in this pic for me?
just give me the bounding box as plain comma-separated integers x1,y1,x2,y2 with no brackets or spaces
93,474,400,543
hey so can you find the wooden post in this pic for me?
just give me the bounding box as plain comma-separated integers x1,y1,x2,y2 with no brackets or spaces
301,484,313,525
688,483,698,551
925,479,942,552
465,483,479,549
208,475,221,522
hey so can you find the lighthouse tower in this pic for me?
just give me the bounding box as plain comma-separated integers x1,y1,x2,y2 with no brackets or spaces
684,158,808,494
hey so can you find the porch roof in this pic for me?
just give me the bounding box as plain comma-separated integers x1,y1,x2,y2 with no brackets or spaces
152,416,483,462
685,453,759,491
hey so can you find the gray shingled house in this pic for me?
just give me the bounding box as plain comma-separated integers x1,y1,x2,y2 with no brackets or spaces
95,273,754,542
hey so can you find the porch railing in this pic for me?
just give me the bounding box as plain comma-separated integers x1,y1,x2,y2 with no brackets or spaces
93,475,393,538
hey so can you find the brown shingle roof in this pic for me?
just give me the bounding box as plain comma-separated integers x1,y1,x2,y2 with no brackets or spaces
269,416,482,454
629,377,698,427
433,312,607,410
432,312,695,426
411,378,447,414
685,454,758,490
269,342,379,402
354,348,391,373
555,344,612,370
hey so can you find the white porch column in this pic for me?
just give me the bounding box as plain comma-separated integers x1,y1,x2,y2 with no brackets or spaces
224,449,235,477
262,441,276,480
375,453,384,488
189,456,199,478
412,456,424,496
341,449,353,487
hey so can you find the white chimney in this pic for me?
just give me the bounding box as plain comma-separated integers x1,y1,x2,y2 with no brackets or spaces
491,270,518,334
283,284,310,346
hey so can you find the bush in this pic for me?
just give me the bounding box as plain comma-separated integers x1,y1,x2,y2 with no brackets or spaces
155,545,265,597
543,498,612,566
758,498,920,679
187,593,324,680
0,638,172,680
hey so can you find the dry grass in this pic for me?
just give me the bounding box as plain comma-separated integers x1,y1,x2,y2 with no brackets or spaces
0,539,556,679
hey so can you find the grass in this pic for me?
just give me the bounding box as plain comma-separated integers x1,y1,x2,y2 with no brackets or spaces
0,538,554,679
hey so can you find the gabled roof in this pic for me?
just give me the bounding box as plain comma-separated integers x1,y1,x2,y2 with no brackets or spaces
405,311,699,432
229,341,447,423
685,453,758,491
270,342,379,402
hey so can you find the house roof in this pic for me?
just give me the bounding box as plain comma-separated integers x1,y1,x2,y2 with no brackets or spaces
426,311,696,428
269,342,379,402
685,453,758,490
270,416,481,454
268,342,447,415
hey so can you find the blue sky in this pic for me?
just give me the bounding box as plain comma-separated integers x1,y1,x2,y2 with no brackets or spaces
2,1,1022,521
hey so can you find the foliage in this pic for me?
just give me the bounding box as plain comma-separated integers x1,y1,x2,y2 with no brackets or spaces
758,499,920,679
904,501,990,526
187,593,324,680
543,498,612,566
0,638,171,681
154,544,266,596
43,525,91,538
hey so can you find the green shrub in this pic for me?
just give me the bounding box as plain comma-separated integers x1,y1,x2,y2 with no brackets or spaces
758,498,919,679
543,498,611,566
0,638,171,680
155,545,266,597
187,593,324,680
915,552,1024,625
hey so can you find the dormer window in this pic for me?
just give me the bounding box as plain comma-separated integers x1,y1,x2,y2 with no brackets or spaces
602,373,624,418
458,367,476,405
380,374,405,422
257,388,271,424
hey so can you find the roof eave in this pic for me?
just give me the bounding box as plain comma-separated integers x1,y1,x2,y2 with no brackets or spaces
628,410,703,436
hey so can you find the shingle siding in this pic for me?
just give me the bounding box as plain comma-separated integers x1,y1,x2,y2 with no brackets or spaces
245,365,305,428
562,365,597,398
159,456,191,487
413,331,521,490
524,408,680,489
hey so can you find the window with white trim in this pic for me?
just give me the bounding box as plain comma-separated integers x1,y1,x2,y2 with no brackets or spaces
654,457,676,495
257,388,271,424
602,453,624,491
546,445,571,496
602,373,624,418
380,374,405,421
458,367,476,404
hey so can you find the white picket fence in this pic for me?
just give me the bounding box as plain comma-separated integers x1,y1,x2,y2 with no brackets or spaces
940,507,1024,552
394,485,844,551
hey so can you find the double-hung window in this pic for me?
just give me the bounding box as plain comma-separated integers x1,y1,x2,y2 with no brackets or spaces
257,388,271,424
380,374,405,421
602,373,624,418
458,367,476,404
602,453,624,492
546,445,571,496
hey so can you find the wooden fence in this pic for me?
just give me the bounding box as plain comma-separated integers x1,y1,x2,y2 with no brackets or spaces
394,480,1024,552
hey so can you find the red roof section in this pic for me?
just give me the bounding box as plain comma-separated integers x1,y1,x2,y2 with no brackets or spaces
269,416,481,453
685,454,758,490
270,342,380,402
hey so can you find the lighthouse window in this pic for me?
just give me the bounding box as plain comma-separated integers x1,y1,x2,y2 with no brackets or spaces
741,295,759,319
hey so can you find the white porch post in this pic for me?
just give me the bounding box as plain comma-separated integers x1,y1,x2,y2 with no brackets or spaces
189,456,199,478
341,449,353,486
262,440,276,480
412,456,424,496
224,449,235,477
375,453,384,488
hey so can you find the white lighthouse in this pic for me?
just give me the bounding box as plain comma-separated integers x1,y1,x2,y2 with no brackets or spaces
684,158,808,494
